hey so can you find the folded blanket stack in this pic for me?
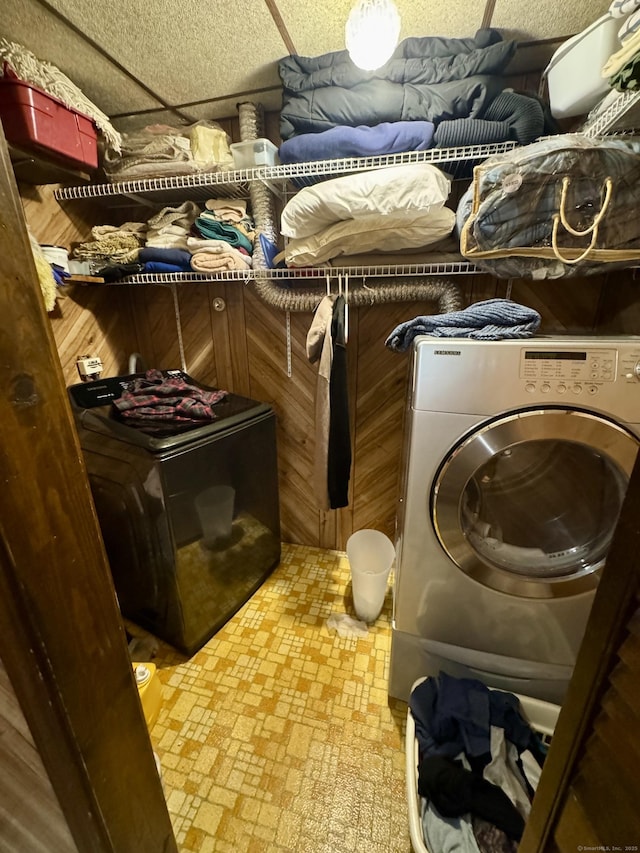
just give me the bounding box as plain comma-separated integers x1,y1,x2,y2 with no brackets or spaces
94,244,194,280
146,201,200,250
278,91,546,169
101,120,234,181
138,247,193,274
187,238,252,272
277,30,552,163
279,30,517,141
193,217,253,252
278,162,455,267
189,198,254,271
433,91,545,148
74,197,258,279
278,121,436,165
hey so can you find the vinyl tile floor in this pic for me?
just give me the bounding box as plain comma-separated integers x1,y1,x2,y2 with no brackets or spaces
147,542,413,853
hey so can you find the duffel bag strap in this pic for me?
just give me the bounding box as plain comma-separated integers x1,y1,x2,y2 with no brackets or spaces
558,175,613,237
551,214,600,265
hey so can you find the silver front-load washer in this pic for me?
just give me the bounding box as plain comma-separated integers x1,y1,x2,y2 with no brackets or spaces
389,336,640,703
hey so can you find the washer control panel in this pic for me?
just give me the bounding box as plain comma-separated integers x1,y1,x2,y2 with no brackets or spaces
413,338,640,418
519,348,621,396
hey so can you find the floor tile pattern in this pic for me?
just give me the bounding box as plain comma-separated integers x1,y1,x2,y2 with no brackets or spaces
148,543,411,853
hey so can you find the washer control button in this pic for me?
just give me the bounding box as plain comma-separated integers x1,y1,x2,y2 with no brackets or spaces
540,383,551,393
525,382,536,393
625,361,640,381
587,385,599,395
572,384,583,394
557,383,567,394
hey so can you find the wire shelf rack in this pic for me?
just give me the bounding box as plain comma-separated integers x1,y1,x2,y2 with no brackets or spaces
54,170,253,203
260,141,518,186
55,142,505,293
252,260,481,279
582,90,640,137
81,258,481,286
54,142,518,204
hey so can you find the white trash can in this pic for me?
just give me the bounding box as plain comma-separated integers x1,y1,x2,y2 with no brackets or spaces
346,529,395,623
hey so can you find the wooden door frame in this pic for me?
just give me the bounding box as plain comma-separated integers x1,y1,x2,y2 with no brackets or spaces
0,129,177,851
521,448,640,850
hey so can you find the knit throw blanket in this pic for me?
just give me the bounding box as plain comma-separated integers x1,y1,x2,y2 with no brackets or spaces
385,298,541,352
113,370,228,426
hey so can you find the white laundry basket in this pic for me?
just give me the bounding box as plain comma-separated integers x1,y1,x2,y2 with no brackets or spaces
405,677,561,853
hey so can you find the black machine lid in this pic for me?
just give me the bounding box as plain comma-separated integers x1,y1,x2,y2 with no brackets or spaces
68,370,272,452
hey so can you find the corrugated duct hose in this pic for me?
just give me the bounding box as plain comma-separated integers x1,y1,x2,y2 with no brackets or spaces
237,102,464,314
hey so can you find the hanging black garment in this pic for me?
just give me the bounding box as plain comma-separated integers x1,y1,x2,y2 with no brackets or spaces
327,294,351,508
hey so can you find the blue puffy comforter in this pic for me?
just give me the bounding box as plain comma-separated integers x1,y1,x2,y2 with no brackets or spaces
278,29,517,140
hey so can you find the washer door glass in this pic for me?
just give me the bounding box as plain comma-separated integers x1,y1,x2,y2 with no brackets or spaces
432,409,638,598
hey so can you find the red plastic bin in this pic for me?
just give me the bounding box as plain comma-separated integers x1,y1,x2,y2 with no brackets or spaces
0,76,98,171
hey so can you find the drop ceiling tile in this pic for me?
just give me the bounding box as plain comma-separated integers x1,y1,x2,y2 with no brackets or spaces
491,0,611,41
42,0,287,108
388,0,492,40
274,0,356,55
0,0,163,114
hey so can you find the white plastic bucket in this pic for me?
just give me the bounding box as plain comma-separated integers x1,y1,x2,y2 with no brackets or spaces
40,244,70,272
346,529,395,623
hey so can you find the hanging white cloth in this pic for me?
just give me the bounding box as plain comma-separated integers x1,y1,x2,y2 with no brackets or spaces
306,294,337,510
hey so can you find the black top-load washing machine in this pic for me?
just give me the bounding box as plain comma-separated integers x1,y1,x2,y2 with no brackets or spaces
68,370,281,656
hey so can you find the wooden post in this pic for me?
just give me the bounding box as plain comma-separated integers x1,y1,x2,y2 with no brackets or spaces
0,128,177,851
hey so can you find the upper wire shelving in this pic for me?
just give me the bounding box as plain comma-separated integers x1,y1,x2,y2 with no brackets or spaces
53,142,514,283
581,89,640,138
54,141,517,205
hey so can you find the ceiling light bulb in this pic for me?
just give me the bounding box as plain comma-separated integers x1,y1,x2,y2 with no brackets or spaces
345,0,401,71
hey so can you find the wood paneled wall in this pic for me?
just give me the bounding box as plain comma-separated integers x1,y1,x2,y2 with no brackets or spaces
16,135,640,552
21,184,139,380
0,659,78,853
